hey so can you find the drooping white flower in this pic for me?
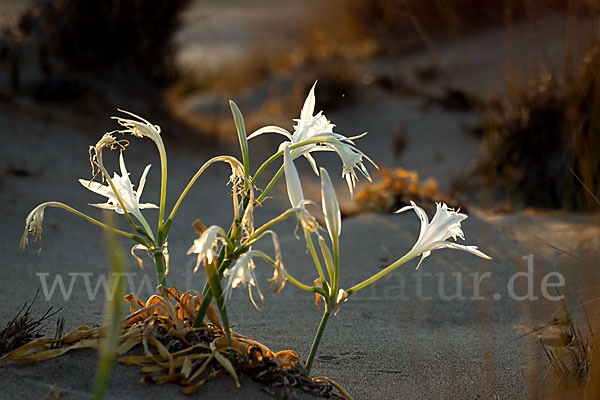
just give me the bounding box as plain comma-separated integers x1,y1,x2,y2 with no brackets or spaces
247,82,377,197
283,144,318,233
223,251,264,309
79,152,157,218
187,225,226,272
20,203,47,250
113,109,163,145
396,201,491,269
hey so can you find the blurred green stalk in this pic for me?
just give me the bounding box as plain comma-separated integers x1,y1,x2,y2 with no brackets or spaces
92,211,127,400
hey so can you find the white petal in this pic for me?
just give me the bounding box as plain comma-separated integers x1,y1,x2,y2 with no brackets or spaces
119,151,129,179
89,203,123,213
138,203,159,209
304,153,320,176
320,167,341,241
283,144,304,208
428,241,492,259
136,164,152,202
79,179,112,198
247,125,293,141
298,82,317,131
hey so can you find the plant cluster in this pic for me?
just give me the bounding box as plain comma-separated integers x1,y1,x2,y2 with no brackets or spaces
19,83,490,394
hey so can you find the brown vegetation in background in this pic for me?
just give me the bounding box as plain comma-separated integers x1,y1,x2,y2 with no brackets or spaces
478,3,600,212
351,167,445,215
0,0,190,102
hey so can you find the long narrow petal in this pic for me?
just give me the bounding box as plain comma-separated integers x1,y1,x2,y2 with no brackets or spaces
247,125,293,141
427,241,492,259
136,164,152,202
298,82,317,130
89,203,122,213
138,203,159,210
79,179,112,198
283,144,304,208
304,153,320,176
119,151,129,178
320,167,341,242
395,201,429,245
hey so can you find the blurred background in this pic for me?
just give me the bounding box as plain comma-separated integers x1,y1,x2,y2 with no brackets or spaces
0,0,598,214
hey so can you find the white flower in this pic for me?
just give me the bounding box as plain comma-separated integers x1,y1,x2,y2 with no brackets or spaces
20,203,47,250
283,144,318,233
396,201,491,269
113,109,163,144
328,137,376,198
247,82,376,198
187,225,226,272
79,152,157,218
223,251,264,309
319,167,341,243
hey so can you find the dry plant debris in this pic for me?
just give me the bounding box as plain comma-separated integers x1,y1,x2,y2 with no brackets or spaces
352,167,443,214
0,288,60,356
538,298,594,395
0,287,350,399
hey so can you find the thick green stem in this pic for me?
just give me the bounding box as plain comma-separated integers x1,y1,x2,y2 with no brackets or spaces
205,261,232,346
305,310,331,375
153,252,167,287
331,236,340,297
305,232,328,288
192,254,234,328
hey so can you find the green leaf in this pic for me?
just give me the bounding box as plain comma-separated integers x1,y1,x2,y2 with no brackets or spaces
229,101,250,186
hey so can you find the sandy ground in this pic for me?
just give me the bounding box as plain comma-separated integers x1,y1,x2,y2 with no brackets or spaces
1,4,600,400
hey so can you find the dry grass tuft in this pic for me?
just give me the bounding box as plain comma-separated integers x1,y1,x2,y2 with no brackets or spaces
477,6,600,211
0,288,60,356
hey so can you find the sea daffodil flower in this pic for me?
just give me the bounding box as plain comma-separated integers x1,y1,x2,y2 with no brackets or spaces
223,251,264,309
396,201,491,269
187,225,227,272
79,152,157,220
247,82,377,198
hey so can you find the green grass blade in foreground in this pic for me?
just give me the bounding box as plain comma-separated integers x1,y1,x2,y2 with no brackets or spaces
92,212,127,400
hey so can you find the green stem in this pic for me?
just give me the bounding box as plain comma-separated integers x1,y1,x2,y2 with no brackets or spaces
332,236,340,297
305,310,331,375
30,202,146,245
192,254,234,328
205,261,231,346
153,251,167,287
245,208,296,244
156,140,168,233
252,150,282,184
346,252,415,295
286,272,328,297
135,213,156,244
166,156,240,227
252,136,340,185
256,165,284,204
306,232,328,289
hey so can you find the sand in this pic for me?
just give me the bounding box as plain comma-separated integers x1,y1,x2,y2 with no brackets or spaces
1,4,599,400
